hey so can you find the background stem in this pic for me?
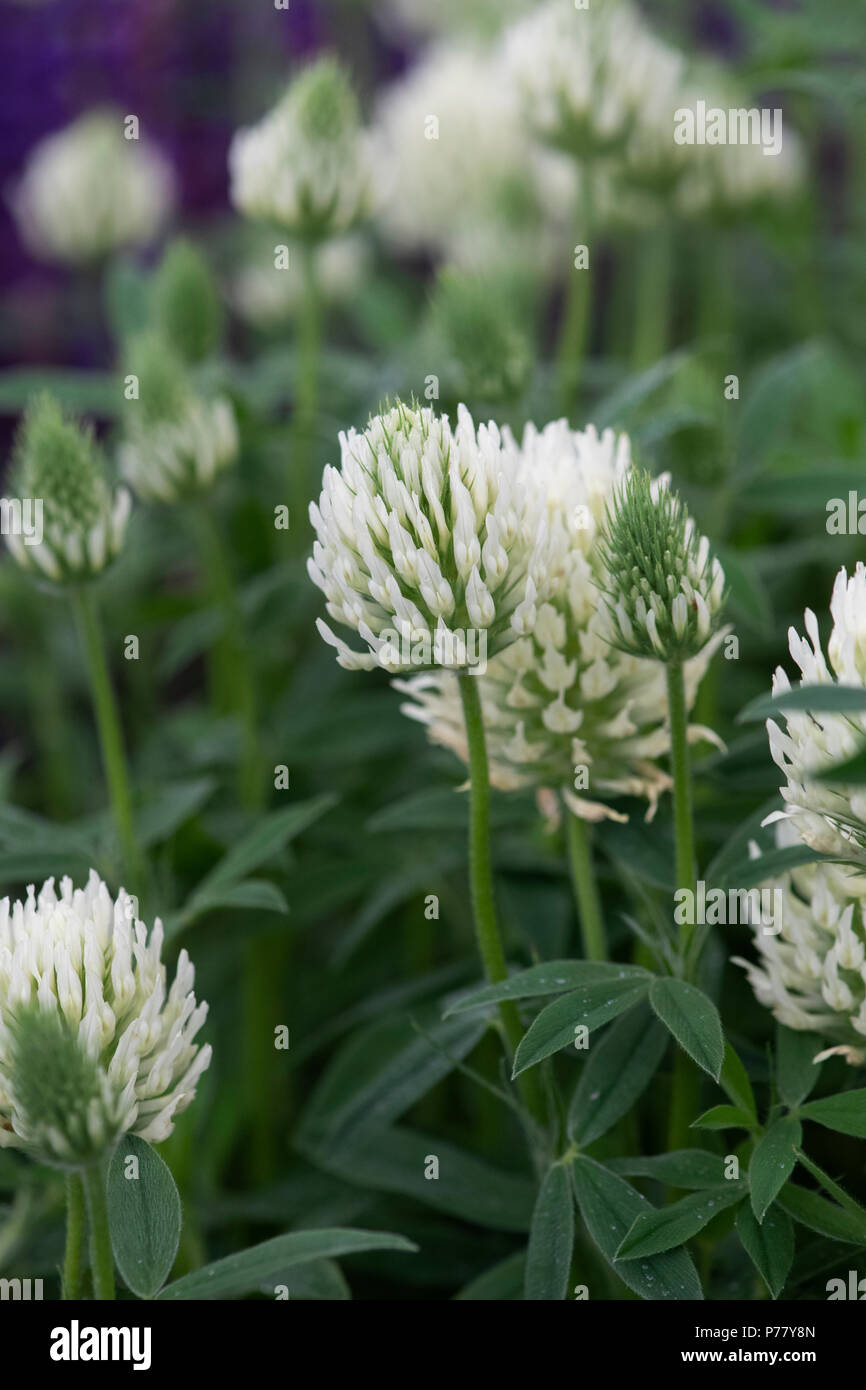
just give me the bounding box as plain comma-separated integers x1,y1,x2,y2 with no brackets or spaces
73,586,142,896
566,813,607,961
63,1173,84,1300
83,1164,115,1301
632,220,674,369
556,164,594,416
291,240,322,544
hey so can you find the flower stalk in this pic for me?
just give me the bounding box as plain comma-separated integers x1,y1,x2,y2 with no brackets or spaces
566,813,607,962
83,1164,115,1301
63,1173,85,1300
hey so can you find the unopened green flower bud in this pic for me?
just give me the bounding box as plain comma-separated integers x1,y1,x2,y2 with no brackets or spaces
431,269,531,404
152,239,223,365
6,395,130,584
597,469,725,663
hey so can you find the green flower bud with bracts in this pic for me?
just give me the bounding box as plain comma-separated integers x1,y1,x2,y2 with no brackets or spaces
597,468,725,664
431,268,532,405
119,334,238,504
5,395,131,584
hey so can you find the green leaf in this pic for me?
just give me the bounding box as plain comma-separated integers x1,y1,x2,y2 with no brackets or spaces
649,978,724,1081
136,778,216,848
814,747,866,784
296,1009,486,1150
720,1040,758,1119
157,1229,417,1300
616,1185,744,1259
298,1125,535,1233
776,1024,824,1108
106,1136,181,1299
455,1252,526,1301
444,961,650,1016
718,844,830,890
777,1184,866,1245
738,683,866,724
606,1151,743,1190
525,1163,574,1301
571,1156,703,1301
799,1089,866,1138
192,878,289,917
568,1002,668,1146
750,1117,802,1222
736,1202,794,1299
267,1260,350,1300
512,977,651,1077
691,1105,756,1132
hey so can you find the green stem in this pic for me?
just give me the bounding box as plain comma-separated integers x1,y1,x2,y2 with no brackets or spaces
457,674,548,1136
190,506,261,811
556,164,594,417
666,660,700,1150
63,1174,85,1299
83,1165,115,1301
565,813,606,961
632,220,674,370
291,240,322,543
73,586,142,896
666,661,696,935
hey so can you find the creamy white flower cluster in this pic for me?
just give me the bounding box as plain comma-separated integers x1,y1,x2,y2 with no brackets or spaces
6,396,131,584
503,0,682,160
229,59,370,239
396,421,723,823
12,110,174,265
370,41,573,271
308,402,551,674
735,821,866,1065
0,872,211,1165
765,563,866,861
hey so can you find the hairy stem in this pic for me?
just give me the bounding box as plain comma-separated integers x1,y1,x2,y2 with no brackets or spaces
83,1164,115,1301
63,1174,85,1300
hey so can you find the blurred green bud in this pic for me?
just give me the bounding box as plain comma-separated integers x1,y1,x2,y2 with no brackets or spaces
431,269,531,404
597,468,726,663
121,334,238,503
7,394,130,584
152,239,223,365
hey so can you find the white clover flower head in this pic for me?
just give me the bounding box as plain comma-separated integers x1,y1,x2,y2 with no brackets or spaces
597,469,726,664
397,423,724,822
11,109,174,265
371,41,573,272
229,57,370,239
6,395,131,584
765,563,866,865
308,400,551,674
0,871,211,1166
734,820,866,1063
503,0,679,160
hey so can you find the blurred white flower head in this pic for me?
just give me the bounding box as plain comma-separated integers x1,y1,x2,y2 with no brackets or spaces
229,57,371,239
0,871,211,1166
766,563,866,863
6,395,130,584
371,41,573,272
308,400,552,673
398,422,723,822
11,110,174,265
503,0,683,160
735,820,866,1063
